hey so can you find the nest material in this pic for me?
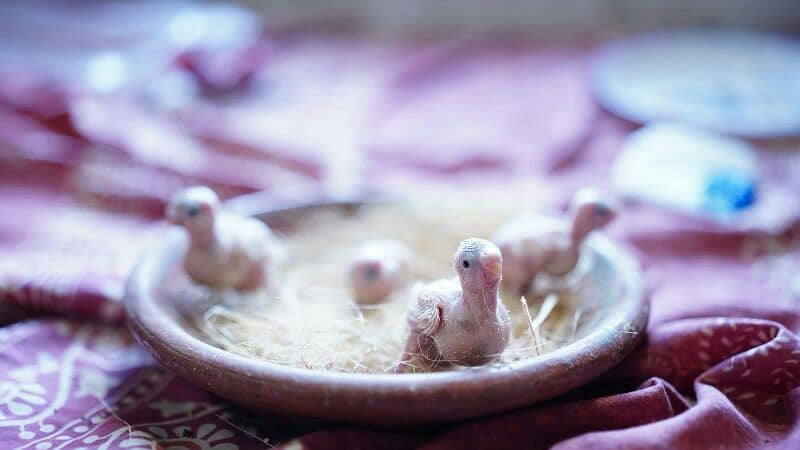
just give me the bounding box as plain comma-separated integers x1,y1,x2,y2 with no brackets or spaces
188,200,596,374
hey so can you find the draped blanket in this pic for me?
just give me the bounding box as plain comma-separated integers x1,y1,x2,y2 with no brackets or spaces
1,24,800,450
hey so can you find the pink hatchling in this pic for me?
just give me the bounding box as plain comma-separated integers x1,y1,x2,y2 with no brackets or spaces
493,189,617,295
396,238,511,373
349,240,411,305
166,186,283,291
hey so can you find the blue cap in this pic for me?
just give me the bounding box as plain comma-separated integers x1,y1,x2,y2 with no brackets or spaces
704,171,757,214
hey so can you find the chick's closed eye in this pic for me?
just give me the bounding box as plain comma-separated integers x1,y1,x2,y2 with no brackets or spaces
594,204,611,217
364,266,379,281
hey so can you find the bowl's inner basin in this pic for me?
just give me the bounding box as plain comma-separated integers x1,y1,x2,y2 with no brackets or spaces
160,201,625,374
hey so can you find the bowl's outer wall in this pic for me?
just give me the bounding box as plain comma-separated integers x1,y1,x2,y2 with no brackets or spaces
124,203,649,428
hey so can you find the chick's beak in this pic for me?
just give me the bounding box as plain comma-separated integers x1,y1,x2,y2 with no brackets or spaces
479,249,502,279
166,210,183,224
165,202,179,224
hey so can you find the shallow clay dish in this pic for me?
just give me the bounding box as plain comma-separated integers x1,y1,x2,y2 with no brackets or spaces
125,200,648,428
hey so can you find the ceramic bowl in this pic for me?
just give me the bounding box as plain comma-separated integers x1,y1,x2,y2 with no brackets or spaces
124,200,648,427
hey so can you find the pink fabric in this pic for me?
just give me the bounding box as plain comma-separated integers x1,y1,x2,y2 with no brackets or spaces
2,23,800,450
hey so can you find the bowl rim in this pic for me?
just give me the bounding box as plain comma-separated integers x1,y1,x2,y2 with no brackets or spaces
125,199,648,425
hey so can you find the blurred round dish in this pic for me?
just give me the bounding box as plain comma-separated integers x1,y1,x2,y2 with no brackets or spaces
591,29,800,138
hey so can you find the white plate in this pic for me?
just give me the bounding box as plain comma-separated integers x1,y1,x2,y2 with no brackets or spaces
592,29,800,138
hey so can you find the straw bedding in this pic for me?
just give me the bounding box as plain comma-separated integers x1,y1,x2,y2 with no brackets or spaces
183,199,596,374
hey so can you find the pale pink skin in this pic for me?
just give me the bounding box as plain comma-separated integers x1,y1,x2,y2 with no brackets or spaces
396,238,511,373
493,189,617,295
166,186,279,291
349,240,411,305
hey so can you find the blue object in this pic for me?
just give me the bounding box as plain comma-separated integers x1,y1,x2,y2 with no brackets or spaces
703,171,757,214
